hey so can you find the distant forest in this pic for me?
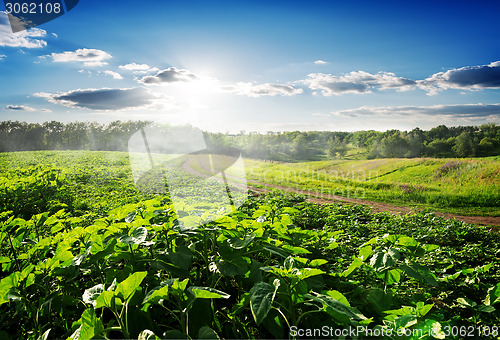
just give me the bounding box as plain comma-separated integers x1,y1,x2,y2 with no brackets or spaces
1,120,499,160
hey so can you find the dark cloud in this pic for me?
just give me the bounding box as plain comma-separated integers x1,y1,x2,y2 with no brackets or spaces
35,87,162,111
139,67,199,85
3,105,35,111
421,61,500,93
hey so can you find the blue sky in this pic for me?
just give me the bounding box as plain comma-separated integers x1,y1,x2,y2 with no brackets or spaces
1,0,499,133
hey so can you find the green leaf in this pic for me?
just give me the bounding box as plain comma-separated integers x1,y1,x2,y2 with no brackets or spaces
188,286,230,299
386,269,401,285
457,297,477,308
284,256,295,271
296,268,325,280
198,326,220,339
281,245,311,254
401,263,438,286
115,271,147,302
369,248,399,272
166,246,192,270
394,314,417,329
95,291,116,309
143,285,169,304
79,308,104,340
358,246,373,261
306,292,368,325
485,283,500,305
250,281,279,325
326,242,339,249
415,301,434,317
422,244,439,252
477,305,496,313
82,284,104,307
309,259,328,267
324,290,350,307
125,211,137,223
368,289,393,315
227,235,255,249
119,227,147,244
396,236,418,248
342,257,363,277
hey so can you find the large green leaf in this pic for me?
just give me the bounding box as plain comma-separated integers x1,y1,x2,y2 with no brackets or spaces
143,285,170,304
306,292,368,325
119,227,147,244
115,271,147,301
227,235,255,249
165,246,192,270
369,248,400,272
401,263,438,286
249,280,279,325
188,286,230,299
394,314,417,329
342,257,363,277
95,290,118,309
368,288,393,315
198,326,220,339
79,308,104,340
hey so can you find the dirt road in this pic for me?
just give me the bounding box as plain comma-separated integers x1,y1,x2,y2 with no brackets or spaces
248,182,500,227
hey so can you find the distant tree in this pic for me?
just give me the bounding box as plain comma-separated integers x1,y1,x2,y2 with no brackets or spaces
327,136,348,159
428,125,450,140
452,131,475,157
478,137,500,156
380,131,408,158
405,127,425,157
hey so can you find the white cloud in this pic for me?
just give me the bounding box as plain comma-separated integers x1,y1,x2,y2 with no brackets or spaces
101,70,123,80
303,71,416,96
220,82,303,97
35,87,167,111
46,48,112,67
314,60,328,65
3,105,51,112
0,54,6,60
0,11,47,48
139,67,199,84
119,62,158,74
419,61,500,94
331,103,500,118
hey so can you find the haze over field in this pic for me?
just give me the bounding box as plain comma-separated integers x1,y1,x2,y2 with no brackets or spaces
1,1,500,133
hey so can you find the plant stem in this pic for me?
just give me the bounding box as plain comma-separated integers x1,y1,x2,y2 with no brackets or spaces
7,233,21,271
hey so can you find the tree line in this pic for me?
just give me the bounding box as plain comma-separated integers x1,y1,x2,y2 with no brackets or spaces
1,120,499,160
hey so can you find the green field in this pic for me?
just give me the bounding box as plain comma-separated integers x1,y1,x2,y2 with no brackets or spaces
245,157,500,216
1,151,500,339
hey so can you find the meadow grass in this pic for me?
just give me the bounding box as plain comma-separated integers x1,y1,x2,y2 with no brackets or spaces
245,157,500,216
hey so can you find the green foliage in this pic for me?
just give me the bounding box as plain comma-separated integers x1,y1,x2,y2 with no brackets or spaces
0,151,499,339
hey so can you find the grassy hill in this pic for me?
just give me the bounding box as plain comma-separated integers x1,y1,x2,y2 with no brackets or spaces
245,157,500,216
